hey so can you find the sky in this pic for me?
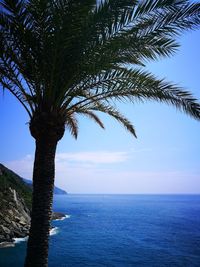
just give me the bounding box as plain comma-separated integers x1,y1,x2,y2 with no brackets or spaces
0,29,200,194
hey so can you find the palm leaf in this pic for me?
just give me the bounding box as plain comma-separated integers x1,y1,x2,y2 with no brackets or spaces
90,102,137,137
76,109,105,129
0,0,200,134
66,68,200,120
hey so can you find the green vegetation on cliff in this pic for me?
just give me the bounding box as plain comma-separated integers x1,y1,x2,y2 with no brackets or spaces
0,164,32,209
0,164,66,246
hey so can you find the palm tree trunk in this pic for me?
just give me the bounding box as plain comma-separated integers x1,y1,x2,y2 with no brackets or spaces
24,137,58,267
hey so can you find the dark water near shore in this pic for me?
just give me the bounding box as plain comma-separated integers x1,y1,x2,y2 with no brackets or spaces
0,194,200,266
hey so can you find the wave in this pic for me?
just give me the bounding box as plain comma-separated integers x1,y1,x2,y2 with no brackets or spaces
13,215,69,244
54,214,71,221
63,214,71,219
14,225,62,243
14,236,28,244
50,227,59,236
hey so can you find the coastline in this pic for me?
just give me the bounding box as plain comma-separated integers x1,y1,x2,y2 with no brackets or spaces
0,212,67,248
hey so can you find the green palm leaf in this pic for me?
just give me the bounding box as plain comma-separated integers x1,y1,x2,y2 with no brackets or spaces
65,68,200,123
1,0,200,134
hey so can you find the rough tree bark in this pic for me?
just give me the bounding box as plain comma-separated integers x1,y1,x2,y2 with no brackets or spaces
24,138,57,266
24,113,65,266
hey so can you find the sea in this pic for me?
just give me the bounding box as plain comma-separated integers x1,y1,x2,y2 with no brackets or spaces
0,194,200,267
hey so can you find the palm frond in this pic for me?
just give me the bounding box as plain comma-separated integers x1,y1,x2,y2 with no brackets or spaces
65,113,78,139
1,0,200,137
66,68,200,120
76,109,105,129
75,0,200,77
88,102,137,137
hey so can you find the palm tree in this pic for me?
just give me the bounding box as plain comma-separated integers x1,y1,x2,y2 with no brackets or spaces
0,0,200,266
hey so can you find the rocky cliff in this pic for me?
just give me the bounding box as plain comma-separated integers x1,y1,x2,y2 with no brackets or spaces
0,164,32,247
0,188,31,247
0,164,65,248
0,164,32,209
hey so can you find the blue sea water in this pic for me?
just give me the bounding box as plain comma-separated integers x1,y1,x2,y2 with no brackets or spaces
0,194,200,267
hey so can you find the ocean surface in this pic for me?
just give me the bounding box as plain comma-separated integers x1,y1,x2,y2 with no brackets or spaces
0,194,200,267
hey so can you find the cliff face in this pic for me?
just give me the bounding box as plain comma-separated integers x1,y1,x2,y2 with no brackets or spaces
0,188,30,244
0,164,66,248
0,164,32,208
0,164,31,247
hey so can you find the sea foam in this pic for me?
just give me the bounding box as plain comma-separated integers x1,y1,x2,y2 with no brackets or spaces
14,227,59,243
50,227,59,236
14,236,28,244
54,214,71,221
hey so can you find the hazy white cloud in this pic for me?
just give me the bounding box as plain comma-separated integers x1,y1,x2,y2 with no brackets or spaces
4,150,129,179
56,151,129,164
3,150,199,194
5,154,34,179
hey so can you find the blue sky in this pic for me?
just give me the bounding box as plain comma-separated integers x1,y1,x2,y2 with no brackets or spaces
0,30,200,194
